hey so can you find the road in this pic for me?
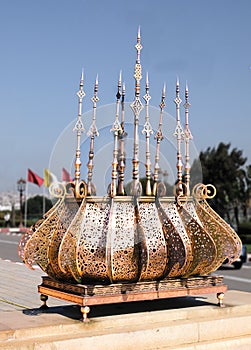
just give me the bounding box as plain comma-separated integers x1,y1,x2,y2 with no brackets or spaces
218,263,251,293
0,231,22,263
0,231,251,293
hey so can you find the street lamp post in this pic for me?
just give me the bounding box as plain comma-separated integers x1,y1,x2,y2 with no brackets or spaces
17,178,26,228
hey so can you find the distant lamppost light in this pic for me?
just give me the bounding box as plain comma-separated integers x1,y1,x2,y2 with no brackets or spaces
17,178,26,228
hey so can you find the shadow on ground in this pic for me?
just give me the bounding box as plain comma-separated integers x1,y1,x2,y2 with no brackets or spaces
23,296,214,321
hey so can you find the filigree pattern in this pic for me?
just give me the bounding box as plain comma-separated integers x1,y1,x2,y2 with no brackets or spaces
194,197,242,268
137,201,167,281
134,63,142,81
23,198,66,272
48,199,80,281
159,200,192,277
107,199,139,283
57,199,86,282
21,193,242,284
178,204,217,276
184,201,203,226
76,200,111,283
19,200,63,266
130,97,144,118
18,227,34,264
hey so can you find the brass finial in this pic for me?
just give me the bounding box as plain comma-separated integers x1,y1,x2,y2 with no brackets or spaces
118,82,127,195
73,70,85,192
173,78,185,196
86,74,99,195
183,82,193,196
110,72,122,197
142,72,153,195
130,27,144,196
153,84,165,196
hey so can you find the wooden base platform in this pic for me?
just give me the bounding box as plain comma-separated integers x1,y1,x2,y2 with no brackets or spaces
38,275,227,321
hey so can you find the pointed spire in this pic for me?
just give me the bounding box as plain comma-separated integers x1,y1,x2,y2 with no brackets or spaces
118,81,127,195
183,82,193,196
86,74,100,195
121,82,126,128
130,28,144,196
73,70,86,194
110,72,122,197
153,84,166,196
146,71,149,85
142,72,153,195
135,26,142,66
163,83,166,97
88,74,99,137
173,78,185,196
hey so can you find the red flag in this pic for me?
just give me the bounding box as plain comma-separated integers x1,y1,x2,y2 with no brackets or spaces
27,169,44,187
62,168,73,182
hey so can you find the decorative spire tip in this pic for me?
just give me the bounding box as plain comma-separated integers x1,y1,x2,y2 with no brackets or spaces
146,71,149,85
163,83,166,96
138,25,141,38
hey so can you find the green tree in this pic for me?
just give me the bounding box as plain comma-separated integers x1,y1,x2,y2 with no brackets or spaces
193,142,250,227
26,195,52,222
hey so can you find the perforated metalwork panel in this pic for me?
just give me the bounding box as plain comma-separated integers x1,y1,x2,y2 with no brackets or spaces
159,200,192,277
178,205,217,276
194,198,242,269
138,201,167,281
108,200,139,283
76,200,111,283
20,191,242,284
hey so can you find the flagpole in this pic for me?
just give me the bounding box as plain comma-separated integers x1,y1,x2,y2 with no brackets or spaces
24,173,28,228
27,168,44,223
43,186,45,215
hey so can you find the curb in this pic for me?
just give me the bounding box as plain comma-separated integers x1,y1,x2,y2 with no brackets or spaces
0,227,27,234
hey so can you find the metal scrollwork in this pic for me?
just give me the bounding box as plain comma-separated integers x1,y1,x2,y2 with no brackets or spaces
74,180,88,200
173,182,188,199
192,183,216,200
49,182,66,199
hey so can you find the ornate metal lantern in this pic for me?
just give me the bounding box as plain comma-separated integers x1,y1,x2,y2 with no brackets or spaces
19,29,242,320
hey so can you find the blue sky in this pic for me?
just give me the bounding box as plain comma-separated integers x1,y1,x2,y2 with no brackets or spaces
1,0,251,193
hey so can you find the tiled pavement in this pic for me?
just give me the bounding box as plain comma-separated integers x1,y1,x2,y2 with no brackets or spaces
1,258,251,350
0,259,69,311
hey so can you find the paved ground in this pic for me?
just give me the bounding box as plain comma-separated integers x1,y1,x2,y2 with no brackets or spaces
0,231,251,350
0,258,230,318
0,259,70,312
1,257,251,350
